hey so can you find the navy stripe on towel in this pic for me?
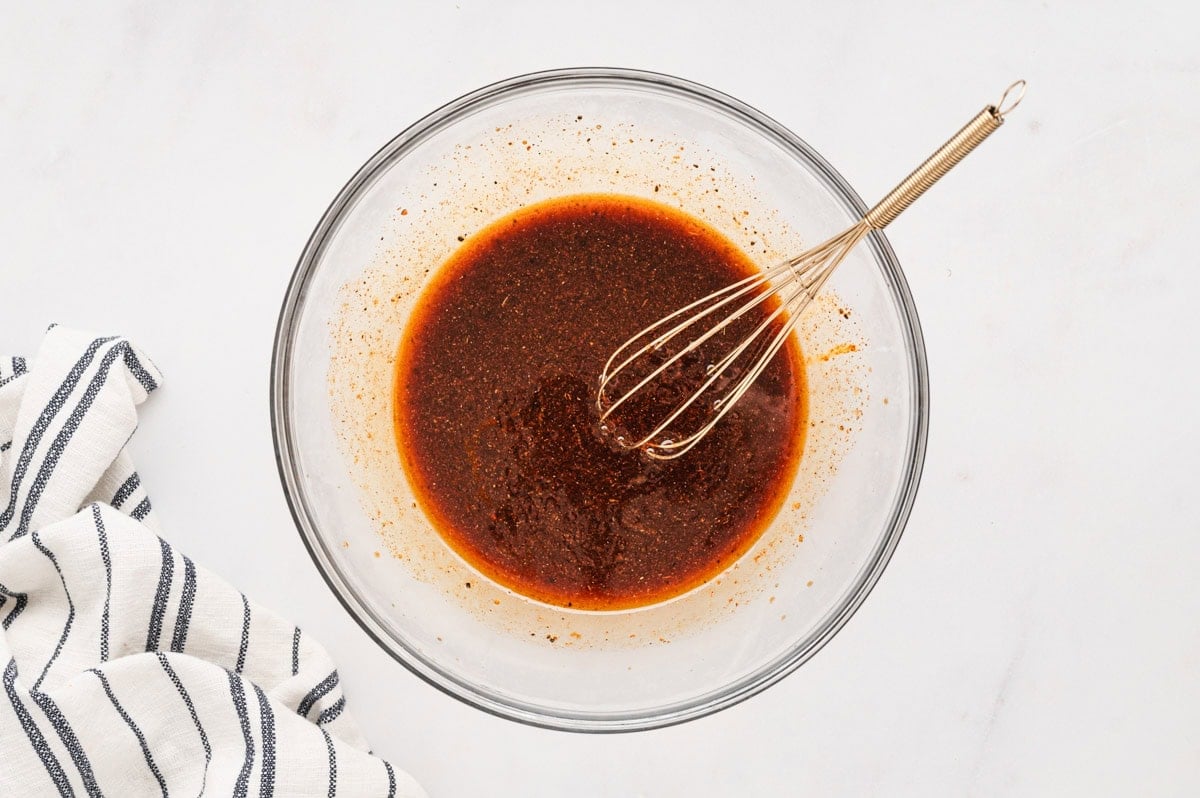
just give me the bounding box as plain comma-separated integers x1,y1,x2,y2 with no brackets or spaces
145,537,173,651
9,340,126,539
31,532,74,692
385,761,397,798
0,355,28,387
297,670,339,719
157,654,210,792
322,728,338,798
317,696,346,726
291,627,301,676
130,496,152,522
92,669,168,797
236,594,250,673
170,555,197,653
0,336,113,532
121,346,158,393
111,473,140,509
92,505,112,661
30,690,101,797
254,684,277,797
229,671,255,798
5,660,73,796
0,580,28,629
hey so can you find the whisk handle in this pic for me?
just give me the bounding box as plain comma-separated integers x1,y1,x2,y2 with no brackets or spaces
864,80,1025,229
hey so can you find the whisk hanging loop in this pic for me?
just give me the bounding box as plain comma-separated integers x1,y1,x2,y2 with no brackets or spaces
865,79,1025,229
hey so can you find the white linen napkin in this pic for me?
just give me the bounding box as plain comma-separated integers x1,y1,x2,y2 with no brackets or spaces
0,327,424,797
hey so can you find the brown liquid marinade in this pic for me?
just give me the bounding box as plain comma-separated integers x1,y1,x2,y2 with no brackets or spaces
394,194,806,610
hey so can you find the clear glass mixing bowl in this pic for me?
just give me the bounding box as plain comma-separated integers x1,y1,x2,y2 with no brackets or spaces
271,68,928,731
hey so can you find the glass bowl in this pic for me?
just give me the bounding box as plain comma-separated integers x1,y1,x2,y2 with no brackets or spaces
271,68,928,731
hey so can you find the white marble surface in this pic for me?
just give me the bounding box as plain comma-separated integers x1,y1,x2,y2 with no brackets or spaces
3,2,1198,795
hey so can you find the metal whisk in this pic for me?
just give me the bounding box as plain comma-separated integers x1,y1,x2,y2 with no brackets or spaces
598,80,1026,459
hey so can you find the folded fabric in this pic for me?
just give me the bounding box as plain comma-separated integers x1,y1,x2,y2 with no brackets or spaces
0,327,424,797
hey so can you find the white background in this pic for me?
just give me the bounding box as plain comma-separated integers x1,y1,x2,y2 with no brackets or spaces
3,2,1198,795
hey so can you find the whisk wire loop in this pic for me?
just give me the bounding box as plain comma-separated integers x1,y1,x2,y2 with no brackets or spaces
598,82,1025,458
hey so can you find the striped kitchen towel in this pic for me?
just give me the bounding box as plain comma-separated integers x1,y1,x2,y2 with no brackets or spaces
0,327,424,797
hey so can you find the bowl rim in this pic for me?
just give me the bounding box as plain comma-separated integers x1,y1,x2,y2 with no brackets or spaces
270,66,929,732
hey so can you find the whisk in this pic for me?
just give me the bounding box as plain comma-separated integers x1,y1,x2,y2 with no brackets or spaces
598,80,1026,459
